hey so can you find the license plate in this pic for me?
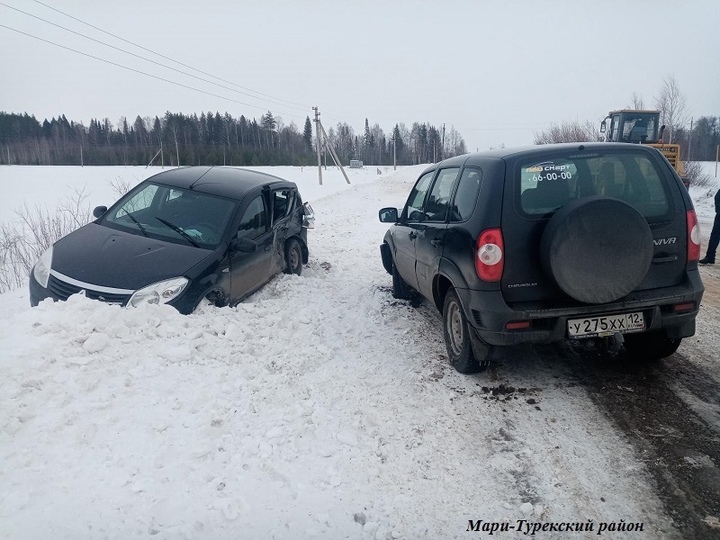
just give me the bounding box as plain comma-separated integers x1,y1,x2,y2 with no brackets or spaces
567,312,645,338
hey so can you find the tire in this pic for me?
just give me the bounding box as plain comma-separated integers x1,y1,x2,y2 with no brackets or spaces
391,261,414,300
284,238,303,275
205,289,228,308
623,331,681,360
540,196,653,304
442,289,486,374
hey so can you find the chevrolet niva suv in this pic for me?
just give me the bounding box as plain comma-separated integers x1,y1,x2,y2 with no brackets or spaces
379,143,704,373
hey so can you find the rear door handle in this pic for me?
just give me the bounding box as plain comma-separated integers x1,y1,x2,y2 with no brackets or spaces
408,231,417,239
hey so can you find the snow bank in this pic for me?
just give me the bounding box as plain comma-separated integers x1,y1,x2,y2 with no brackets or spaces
0,163,687,539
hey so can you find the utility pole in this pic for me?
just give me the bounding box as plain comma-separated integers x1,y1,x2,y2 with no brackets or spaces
442,123,445,161
317,120,351,184
393,133,397,171
313,106,322,185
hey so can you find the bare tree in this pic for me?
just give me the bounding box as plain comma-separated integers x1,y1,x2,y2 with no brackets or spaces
654,75,687,143
0,189,91,292
533,120,603,144
628,92,645,110
445,126,467,156
108,176,133,198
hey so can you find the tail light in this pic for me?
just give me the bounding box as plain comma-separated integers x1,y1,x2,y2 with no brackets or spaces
686,210,701,263
475,228,504,282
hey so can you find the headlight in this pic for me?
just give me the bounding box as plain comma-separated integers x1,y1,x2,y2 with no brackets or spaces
32,246,54,288
128,277,189,307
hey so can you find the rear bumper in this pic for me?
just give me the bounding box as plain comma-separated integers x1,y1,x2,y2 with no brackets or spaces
455,271,704,346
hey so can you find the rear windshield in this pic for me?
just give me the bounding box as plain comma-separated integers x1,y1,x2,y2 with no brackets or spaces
518,151,671,219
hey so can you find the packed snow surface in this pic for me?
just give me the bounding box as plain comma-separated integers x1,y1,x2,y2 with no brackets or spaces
0,163,718,539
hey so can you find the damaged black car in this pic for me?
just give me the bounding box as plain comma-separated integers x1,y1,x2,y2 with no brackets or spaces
29,166,314,313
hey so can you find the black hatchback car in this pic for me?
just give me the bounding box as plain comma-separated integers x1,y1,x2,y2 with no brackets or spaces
379,143,704,373
30,166,314,314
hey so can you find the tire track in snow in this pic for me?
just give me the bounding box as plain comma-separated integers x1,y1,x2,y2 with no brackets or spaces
552,340,720,540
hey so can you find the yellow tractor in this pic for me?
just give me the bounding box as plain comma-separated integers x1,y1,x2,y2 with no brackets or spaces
600,109,688,187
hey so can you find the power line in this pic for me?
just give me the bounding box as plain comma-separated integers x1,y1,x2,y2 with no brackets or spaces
1,1,398,137
0,1,311,115
27,0,311,111
0,24,308,122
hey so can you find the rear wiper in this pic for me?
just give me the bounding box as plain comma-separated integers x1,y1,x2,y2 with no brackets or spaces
155,217,200,247
120,210,148,237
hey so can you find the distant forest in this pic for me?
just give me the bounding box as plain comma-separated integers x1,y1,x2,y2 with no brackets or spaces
0,111,468,167
659,116,720,162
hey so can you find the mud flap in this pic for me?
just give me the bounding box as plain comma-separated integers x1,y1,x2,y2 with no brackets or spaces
469,327,496,367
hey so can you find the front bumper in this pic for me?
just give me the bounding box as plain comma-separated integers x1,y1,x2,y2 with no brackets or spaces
30,270,133,307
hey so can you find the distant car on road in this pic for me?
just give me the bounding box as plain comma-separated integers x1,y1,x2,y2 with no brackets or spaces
379,143,704,373
30,166,314,313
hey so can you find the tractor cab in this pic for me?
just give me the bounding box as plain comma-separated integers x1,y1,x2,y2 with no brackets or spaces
601,109,687,187
601,110,662,144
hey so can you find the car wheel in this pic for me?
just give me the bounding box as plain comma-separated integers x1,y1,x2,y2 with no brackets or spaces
205,289,228,308
284,238,303,275
540,196,653,304
442,288,483,374
623,331,681,360
391,261,414,300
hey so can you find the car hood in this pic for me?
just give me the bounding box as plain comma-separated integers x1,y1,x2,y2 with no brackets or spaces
51,223,217,290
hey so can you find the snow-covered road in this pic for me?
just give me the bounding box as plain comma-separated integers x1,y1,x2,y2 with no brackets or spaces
1,165,719,539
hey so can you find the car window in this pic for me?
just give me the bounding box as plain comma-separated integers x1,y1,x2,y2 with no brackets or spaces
113,184,158,218
105,182,235,247
519,151,670,219
424,168,460,222
272,189,295,223
237,195,269,239
450,167,482,222
403,171,434,222
620,114,658,143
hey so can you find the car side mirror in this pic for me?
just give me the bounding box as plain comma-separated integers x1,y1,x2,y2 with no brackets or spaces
599,120,607,134
379,207,398,223
231,235,258,253
93,205,107,218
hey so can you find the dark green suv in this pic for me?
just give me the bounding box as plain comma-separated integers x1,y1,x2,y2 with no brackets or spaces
379,143,704,373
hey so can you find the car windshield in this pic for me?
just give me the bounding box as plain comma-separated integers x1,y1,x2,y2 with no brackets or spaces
102,182,236,248
518,150,671,220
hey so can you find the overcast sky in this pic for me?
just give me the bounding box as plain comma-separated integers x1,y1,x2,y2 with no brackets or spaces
1,0,718,152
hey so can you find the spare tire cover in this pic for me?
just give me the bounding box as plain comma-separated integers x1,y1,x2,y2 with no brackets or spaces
540,196,653,304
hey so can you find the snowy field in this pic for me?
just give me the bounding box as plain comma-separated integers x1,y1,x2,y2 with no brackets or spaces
0,162,718,539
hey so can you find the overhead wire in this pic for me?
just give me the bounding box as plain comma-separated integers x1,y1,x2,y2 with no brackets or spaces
29,0,311,111
1,1,418,136
0,2,318,123
0,24,309,122
26,0,311,111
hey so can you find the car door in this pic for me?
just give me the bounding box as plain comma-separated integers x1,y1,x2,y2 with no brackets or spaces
269,188,297,272
414,167,460,299
229,193,274,301
393,170,435,290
